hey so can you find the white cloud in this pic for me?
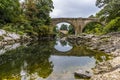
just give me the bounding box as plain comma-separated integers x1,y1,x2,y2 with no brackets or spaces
50,0,100,18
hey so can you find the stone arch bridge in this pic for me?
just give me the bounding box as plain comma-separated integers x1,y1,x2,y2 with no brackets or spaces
51,18,99,35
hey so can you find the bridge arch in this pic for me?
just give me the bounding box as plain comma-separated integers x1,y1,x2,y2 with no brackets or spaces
53,22,75,35
51,18,99,35
51,18,76,28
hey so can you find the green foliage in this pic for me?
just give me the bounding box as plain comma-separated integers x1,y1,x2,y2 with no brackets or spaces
0,42,53,79
95,0,120,34
60,40,67,46
96,0,120,22
53,26,59,33
0,36,4,41
83,22,103,35
0,0,21,24
49,26,55,34
103,17,120,33
54,24,75,35
2,23,34,36
2,24,15,32
38,25,50,36
0,0,54,39
88,15,95,18
23,0,54,27
60,24,68,30
17,31,24,35
32,25,55,38
68,25,75,34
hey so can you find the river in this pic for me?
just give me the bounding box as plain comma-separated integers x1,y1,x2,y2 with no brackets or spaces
0,39,110,80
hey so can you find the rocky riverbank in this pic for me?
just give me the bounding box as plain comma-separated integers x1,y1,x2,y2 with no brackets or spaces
67,32,120,80
0,29,31,46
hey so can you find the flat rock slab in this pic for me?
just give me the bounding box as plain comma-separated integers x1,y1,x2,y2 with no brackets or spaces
91,68,120,80
92,57,120,80
74,70,92,79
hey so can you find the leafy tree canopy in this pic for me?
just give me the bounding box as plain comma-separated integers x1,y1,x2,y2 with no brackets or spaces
96,0,120,22
0,0,21,24
103,17,120,33
23,0,54,26
60,24,68,30
83,22,103,34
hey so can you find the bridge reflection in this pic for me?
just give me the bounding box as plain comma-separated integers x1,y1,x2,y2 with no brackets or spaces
54,39,73,52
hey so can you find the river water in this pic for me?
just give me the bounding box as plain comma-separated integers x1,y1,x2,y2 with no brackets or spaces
0,39,110,80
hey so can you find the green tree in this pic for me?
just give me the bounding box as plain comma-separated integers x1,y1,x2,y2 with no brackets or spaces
103,17,120,33
53,26,59,33
60,24,68,30
0,0,54,39
88,15,95,18
0,0,21,24
20,0,54,38
83,22,103,34
0,42,54,79
96,0,120,22
68,25,75,34
23,0,54,27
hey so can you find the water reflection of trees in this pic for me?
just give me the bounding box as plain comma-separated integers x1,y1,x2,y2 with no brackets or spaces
55,40,72,47
0,41,54,79
0,40,111,79
53,45,111,63
60,40,67,46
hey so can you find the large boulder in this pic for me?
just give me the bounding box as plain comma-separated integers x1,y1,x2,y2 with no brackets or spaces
74,70,92,79
3,36,13,41
7,33,20,40
0,29,6,36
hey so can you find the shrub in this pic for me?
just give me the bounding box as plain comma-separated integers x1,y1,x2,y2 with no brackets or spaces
2,23,22,33
18,31,24,35
2,24,16,32
103,17,120,34
38,25,49,36
83,22,103,35
0,36,4,41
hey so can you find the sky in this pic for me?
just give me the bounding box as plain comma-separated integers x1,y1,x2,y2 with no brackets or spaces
50,0,100,18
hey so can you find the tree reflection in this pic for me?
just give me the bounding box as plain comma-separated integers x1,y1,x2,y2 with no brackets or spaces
60,40,67,46
54,40,73,52
0,40,111,80
0,41,54,79
53,45,111,63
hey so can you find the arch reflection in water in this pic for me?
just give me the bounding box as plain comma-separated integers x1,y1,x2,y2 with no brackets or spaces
54,40,73,52
0,41,111,80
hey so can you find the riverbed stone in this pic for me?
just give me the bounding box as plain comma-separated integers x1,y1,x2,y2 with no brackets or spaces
0,29,6,36
0,29,32,47
7,33,20,40
3,36,13,41
91,68,120,80
74,70,92,79
111,49,120,56
67,32,120,80
109,56,120,68
91,56,120,80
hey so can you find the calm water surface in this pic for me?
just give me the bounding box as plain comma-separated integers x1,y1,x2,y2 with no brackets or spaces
0,40,110,80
